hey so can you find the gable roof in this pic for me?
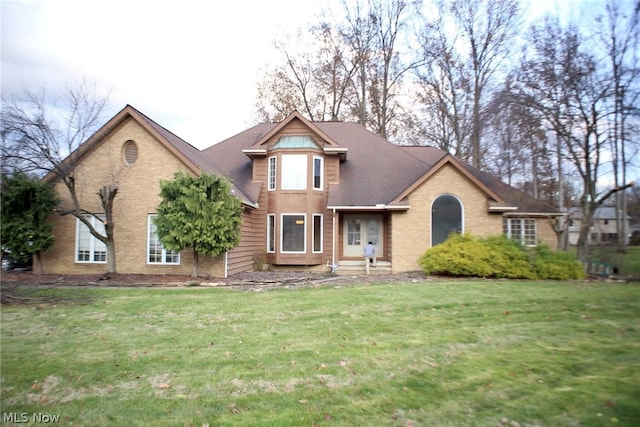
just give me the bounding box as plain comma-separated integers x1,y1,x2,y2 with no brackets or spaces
400,146,559,214
126,106,258,207
60,106,559,215
45,105,257,207
203,117,560,215
43,105,205,182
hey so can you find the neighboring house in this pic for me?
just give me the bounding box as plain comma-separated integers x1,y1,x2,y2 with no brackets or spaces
567,206,632,246
39,105,561,277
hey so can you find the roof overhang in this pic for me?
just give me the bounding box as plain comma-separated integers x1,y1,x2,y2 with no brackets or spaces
503,212,565,218
242,148,267,158
488,202,519,212
323,146,348,161
327,204,410,211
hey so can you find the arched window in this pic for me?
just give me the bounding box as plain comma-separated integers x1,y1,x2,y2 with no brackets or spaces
431,195,463,246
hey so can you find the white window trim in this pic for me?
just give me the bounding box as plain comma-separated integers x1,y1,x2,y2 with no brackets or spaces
267,214,276,253
313,156,324,190
504,218,537,247
147,215,181,265
268,156,277,191
280,213,307,253
75,215,107,264
313,213,323,253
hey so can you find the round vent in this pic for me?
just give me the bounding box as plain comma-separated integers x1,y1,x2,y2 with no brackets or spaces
123,140,138,165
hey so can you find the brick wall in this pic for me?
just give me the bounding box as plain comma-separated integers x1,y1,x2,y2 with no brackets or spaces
39,118,225,277
392,164,518,272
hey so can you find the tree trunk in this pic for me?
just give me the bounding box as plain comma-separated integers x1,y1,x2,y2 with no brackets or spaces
192,248,199,278
99,185,118,274
106,241,116,274
34,250,43,275
576,211,593,264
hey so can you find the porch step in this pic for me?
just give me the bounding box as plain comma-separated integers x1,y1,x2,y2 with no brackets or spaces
334,260,392,275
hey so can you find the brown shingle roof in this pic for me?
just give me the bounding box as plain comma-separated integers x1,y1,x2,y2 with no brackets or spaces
456,160,560,214
314,122,435,207
201,118,559,215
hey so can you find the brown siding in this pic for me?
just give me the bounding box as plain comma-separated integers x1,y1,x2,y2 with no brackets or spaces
255,123,337,267
227,208,264,275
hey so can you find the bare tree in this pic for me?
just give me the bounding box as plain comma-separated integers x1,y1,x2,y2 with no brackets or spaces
413,0,521,165
255,22,358,124
1,80,118,273
514,18,634,262
596,0,640,251
255,0,421,141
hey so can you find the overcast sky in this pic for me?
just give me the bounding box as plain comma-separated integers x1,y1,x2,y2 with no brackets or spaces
2,0,598,150
1,0,340,149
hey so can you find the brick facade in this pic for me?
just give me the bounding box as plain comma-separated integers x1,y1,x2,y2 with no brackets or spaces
39,117,225,276
391,164,558,272
39,106,560,278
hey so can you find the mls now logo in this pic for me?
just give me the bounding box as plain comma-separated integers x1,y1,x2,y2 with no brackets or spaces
3,412,61,423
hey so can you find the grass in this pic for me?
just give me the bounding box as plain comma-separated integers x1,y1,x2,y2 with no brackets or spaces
1,280,639,426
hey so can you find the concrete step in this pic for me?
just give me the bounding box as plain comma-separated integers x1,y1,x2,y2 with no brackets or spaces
334,260,392,275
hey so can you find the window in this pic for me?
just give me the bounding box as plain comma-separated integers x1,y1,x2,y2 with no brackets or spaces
76,215,107,263
347,218,362,246
268,157,276,191
281,155,307,190
503,218,537,246
148,215,180,264
313,156,323,190
281,214,305,252
123,140,138,165
267,214,276,253
431,195,463,246
313,214,323,252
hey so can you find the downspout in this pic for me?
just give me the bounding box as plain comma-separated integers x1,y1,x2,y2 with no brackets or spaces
332,208,337,267
224,251,228,279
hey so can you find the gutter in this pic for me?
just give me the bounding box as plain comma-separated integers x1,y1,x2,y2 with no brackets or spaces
327,204,410,211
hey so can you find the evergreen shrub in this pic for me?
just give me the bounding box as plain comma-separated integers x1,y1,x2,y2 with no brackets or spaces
418,233,585,280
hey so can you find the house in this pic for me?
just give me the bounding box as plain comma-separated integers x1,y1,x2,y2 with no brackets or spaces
567,206,631,245
38,105,561,277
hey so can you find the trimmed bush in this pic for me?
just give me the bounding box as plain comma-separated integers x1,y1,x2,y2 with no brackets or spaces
418,233,585,280
531,245,586,280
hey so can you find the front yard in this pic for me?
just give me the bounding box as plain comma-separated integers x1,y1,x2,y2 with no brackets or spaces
1,279,639,426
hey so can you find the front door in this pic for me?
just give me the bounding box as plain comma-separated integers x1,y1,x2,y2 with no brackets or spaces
344,214,383,258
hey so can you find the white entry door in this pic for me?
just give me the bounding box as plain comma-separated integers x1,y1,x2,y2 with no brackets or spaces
343,214,383,257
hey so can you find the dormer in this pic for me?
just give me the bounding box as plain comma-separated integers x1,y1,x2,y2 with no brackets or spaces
242,111,347,161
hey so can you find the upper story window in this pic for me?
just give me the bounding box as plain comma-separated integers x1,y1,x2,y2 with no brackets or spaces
268,135,324,191
268,157,276,191
281,154,307,190
313,156,323,190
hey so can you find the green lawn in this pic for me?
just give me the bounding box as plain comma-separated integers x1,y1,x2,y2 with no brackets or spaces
1,280,639,426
